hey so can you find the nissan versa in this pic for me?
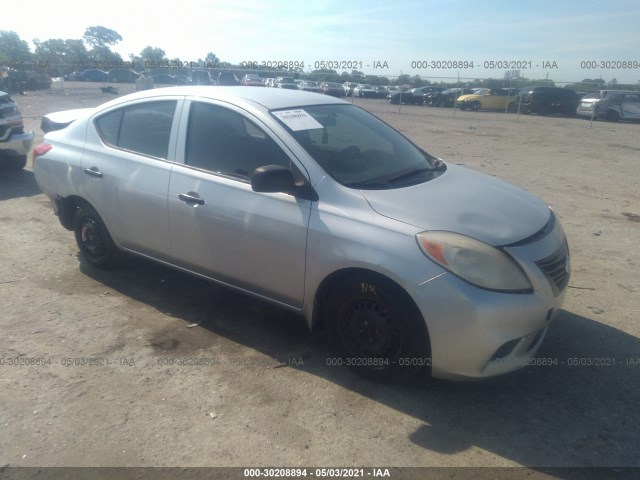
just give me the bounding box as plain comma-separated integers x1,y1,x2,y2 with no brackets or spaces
33,87,570,382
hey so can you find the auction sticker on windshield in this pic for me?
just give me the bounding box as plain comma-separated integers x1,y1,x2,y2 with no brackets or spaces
272,109,323,131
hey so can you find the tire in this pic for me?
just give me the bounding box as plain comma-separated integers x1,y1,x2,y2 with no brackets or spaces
2,154,27,171
325,274,430,382
606,110,620,122
470,101,481,111
73,204,119,268
507,102,517,113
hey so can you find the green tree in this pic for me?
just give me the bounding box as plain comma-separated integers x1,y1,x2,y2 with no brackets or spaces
139,46,166,73
33,38,89,76
205,52,220,66
83,26,122,49
0,31,33,63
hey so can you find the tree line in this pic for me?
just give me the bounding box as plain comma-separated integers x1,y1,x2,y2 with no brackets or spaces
1,27,637,92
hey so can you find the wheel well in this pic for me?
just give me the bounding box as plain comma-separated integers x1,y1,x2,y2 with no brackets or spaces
58,196,92,230
310,268,428,340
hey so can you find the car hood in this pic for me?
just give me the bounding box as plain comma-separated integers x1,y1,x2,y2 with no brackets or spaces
360,163,550,246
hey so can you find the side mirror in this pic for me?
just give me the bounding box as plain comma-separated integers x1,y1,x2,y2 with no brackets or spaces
252,165,296,193
251,165,319,201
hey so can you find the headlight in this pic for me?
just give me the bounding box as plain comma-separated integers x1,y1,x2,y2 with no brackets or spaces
416,231,532,292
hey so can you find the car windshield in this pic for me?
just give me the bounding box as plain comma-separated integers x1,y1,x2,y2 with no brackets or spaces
271,104,442,189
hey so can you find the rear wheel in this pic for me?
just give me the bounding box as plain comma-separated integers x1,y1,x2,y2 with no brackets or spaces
325,274,430,382
73,204,119,268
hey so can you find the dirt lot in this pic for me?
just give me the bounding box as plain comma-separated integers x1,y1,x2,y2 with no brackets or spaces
1,82,639,476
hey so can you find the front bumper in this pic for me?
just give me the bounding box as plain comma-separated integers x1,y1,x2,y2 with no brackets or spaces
0,130,34,156
408,216,569,380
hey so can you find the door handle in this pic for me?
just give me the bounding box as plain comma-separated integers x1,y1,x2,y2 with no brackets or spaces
178,192,205,205
83,167,103,178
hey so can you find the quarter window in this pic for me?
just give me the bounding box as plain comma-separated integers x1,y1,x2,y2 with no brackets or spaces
185,102,291,179
95,101,176,159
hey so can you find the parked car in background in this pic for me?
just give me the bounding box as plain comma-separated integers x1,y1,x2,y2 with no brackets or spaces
32,86,569,383
241,74,265,87
63,71,86,81
135,74,154,91
108,69,142,83
151,74,180,85
516,86,580,116
320,82,343,97
83,69,109,82
374,86,389,98
457,88,517,111
191,70,212,85
428,88,478,107
342,82,357,96
388,86,445,105
299,80,321,93
216,71,240,86
575,90,639,121
353,84,376,98
276,77,299,90
174,75,191,85
0,90,33,170
590,91,640,121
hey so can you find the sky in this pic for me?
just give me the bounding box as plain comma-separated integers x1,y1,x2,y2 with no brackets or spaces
3,0,640,84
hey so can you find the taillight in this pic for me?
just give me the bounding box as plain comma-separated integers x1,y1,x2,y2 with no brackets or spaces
32,143,52,168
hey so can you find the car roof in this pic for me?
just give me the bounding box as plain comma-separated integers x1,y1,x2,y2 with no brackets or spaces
96,86,347,111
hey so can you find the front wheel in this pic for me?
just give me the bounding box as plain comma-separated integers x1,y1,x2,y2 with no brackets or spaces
325,275,430,382
73,204,119,268
1,154,27,171
606,110,620,122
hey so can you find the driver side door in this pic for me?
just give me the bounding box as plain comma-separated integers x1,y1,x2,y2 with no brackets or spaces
167,100,312,307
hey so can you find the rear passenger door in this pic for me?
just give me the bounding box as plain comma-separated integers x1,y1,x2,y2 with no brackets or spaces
82,98,182,256
167,100,311,307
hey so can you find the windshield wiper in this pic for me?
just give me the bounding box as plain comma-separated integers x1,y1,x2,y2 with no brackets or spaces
385,160,446,184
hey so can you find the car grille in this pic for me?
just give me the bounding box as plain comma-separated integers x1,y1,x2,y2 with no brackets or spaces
536,241,570,296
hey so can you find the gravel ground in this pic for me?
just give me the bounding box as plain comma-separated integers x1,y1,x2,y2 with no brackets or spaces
0,82,639,477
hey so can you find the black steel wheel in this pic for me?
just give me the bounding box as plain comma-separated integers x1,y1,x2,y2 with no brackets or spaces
73,204,119,268
326,274,430,382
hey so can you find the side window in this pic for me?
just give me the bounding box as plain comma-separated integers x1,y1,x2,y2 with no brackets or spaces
95,101,176,159
185,102,291,179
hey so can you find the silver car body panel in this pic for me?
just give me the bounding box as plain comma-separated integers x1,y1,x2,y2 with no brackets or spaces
34,86,570,380
360,163,550,246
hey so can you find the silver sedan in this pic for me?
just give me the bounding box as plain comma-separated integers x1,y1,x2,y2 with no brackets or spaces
33,86,569,382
